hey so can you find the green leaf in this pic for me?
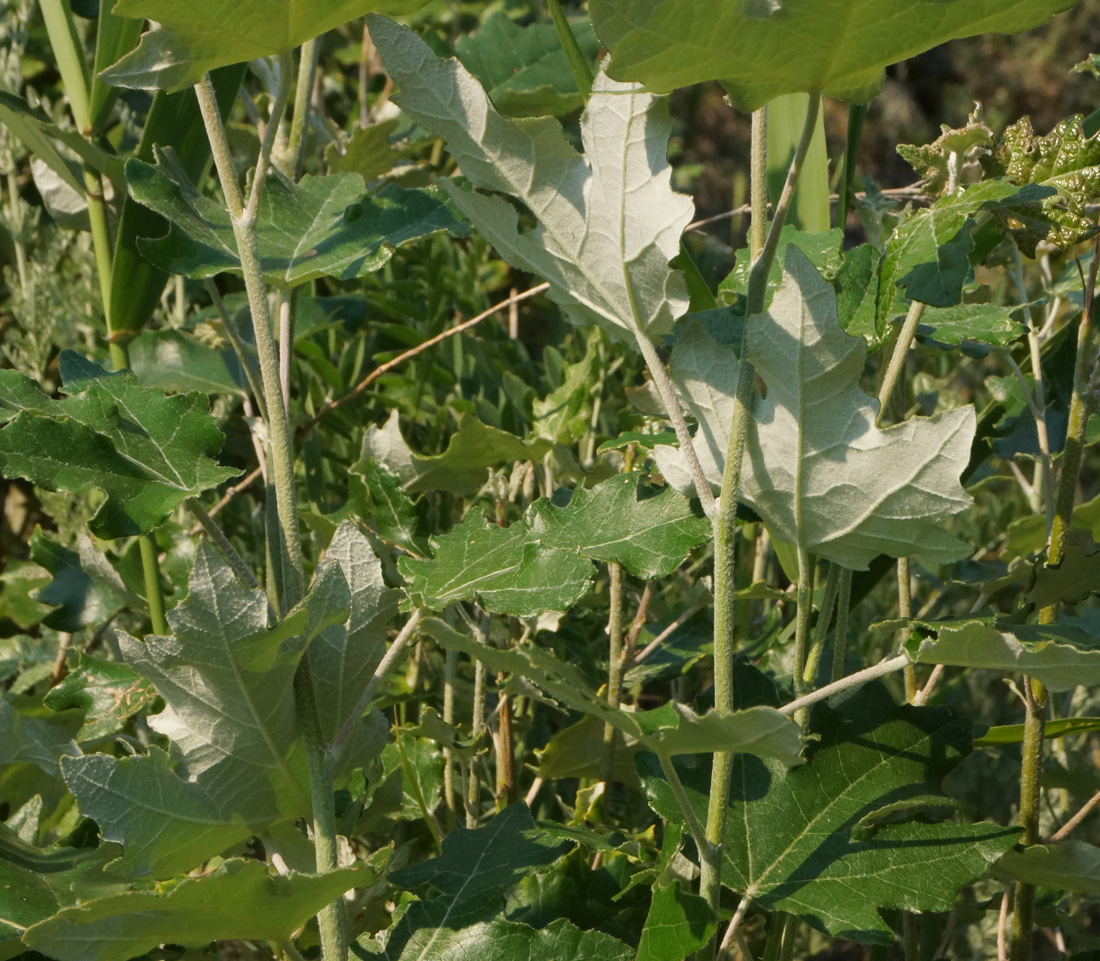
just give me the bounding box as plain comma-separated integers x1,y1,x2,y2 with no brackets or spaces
23,859,368,961
126,151,467,289
43,652,157,742
907,617,1100,693
0,693,82,778
456,10,601,118
975,716,1100,745
101,0,431,91
640,684,1019,944
421,618,802,765
1004,491,1100,559
356,411,557,497
588,0,1076,108
1027,530,1100,608
60,539,349,878
0,352,237,539
400,512,594,617
657,250,976,570
718,225,843,308
897,109,995,196
130,328,248,395
833,243,885,348
527,472,709,579
370,17,693,348
981,114,1100,255
303,521,399,766
918,302,1028,347
324,118,410,182
995,841,1100,897
358,459,432,557
635,880,716,961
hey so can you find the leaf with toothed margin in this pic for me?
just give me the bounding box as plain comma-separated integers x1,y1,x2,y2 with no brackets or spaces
370,15,694,349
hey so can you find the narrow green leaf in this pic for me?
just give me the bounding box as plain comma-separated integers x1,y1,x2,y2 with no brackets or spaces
658,249,976,570
0,352,237,539
23,860,369,961
126,151,467,289
370,16,693,348
589,0,1077,108
907,617,1100,693
640,684,1019,944
975,716,1100,745
101,0,432,91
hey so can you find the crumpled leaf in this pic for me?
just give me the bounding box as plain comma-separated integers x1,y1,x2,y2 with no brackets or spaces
906,617,1100,693
422,618,803,766
22,859,369,961
456,10,601,118
0,352,237,539
43,652,157,742
980,114,1100,255
656,249,976,570
60,538,363,878
588,0,1076,109
101,0,430,91
640,684,1019,944
126,150,467,289
370,16,693,348
897,108,995,196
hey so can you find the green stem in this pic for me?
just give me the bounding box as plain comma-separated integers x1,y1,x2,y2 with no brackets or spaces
659,753,710,850
1009,678,1047,961
468,656,486,827
601,562,625,785
195,72,304,609
138,532,169,636
802,561,839,690
831,567,852,683
39,0,91,132
749,107,767,257
876,299,924,425
287,38,320,179
187,498,259,589
442,647,457,830
294,669,348,961
898,557,916,702
792,548,815,730
835,103,866,232
546,0,592,99
700,90,821,937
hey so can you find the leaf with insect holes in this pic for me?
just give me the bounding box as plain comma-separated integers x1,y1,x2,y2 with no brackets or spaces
60,539,372,879
906,617,1100,693
100,0,431,91
370,16,694,348
980,114,1100,256
0,352,237,540
656,248,976,570
589,0,1076,109
640,683,1019,944
22,860,369,961
125,151,467,289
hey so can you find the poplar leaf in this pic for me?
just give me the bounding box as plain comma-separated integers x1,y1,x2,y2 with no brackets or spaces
995,841,1100,897
656,248,976,570
60,539,366,878
101,0,430,91
370,16,693,347
126,151,467,289
906,617,1100,692
588,0,1077,109
0,352,237,539
23,860,368,961
639,685,1019,944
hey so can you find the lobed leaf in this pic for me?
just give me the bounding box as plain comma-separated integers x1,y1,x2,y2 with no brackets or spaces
588,0,1077,109
370,16,694,348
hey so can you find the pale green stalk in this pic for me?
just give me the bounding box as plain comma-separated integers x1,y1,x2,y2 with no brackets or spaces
467,657,487,827
194,70,303,608
287,37,320,179
831,568,853,682
876,299,924,425
1010,243,1099,961
781,653,911,717
442,647,458,830
546,0,592,99
835,103,866,232
600,562,625,785
898,557,916,702
187,498,259,589
802,562,839,690
700,93,822,934
750,107,767,257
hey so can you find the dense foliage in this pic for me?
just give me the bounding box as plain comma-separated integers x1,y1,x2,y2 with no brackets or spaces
1,1,1099,960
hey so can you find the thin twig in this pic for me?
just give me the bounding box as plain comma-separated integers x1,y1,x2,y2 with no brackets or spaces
781,653,911,717
301,283,550,436
912,663,946,706
717,897,752,960
188,498,259,589
1047,788,1100,843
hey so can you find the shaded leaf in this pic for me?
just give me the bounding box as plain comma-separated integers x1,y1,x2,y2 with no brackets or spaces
0,352,236,539
995,841,1100,897
456,10,601,118
635,880,716,961
1004,491,1100,559
640,684,1019,944
324,119,411,182
101,0,430,90
371,17,693,347
657,250,976,570
130,328,248,395
907,617,1100,693
588,0,1076,109
421,618,802,765
127,151,467,289
357,459,432,557
0,693,82,777
23,859,368,961
718,225,843,308
1028,530,1100,608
